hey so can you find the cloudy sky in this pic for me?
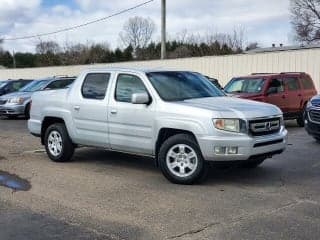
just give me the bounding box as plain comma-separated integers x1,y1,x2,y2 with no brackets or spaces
0,0,292,53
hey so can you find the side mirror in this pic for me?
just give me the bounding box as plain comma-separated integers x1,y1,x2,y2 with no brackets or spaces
266,87,278,95
131,92,150,104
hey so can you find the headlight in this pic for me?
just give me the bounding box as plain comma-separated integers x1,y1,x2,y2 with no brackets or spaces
307,100,312,108
7,97,24,104
213,119,241,132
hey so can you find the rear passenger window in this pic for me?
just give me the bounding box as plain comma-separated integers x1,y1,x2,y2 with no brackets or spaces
284,77,300,91
115,74,147,102
301,77,314,89
82,73,110,100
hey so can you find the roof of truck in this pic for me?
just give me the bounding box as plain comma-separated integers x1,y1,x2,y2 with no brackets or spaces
84,66,187,73
234,72,308,79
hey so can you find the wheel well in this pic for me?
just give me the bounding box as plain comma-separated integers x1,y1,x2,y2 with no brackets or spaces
155,128,197,166
41,117,65,145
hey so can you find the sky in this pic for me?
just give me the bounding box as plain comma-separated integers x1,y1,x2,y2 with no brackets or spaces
0,0,292,53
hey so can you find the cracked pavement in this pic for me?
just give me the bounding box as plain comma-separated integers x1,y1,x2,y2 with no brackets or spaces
0,119,319,239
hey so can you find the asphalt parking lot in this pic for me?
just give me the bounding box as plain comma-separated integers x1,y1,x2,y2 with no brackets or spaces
0,118,319,240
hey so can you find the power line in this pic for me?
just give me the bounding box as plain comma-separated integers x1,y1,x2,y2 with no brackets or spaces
2,0,155,41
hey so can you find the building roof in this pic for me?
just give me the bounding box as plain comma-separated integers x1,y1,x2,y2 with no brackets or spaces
245,44,320,54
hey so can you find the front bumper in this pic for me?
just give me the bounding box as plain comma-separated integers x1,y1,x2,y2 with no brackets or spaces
0,104,25,116
305,110,320,138
198,127,288,161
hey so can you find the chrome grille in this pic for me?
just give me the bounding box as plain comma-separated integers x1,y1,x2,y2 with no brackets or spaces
309,110,320,123
249,117,281,136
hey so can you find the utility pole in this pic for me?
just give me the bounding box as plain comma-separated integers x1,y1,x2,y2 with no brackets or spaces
161,0,166,59
12,50,16,68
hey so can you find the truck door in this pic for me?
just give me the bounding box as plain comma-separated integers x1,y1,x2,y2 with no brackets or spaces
108,73,155,155
265,78,287,112
71,72,111,148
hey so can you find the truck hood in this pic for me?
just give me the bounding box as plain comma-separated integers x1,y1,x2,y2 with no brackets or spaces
175,97,282,119
0,91,33,100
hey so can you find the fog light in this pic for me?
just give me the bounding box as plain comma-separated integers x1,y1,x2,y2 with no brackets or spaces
227,147,238,154
214,146,226,155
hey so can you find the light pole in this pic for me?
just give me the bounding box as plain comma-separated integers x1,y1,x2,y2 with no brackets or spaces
12,50,16,68
161,0,166,59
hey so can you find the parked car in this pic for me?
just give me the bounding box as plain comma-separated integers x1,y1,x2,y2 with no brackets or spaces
0,79,33,96
224,72,317,127
28,68,287,184
0,76,75,119
305,94,320,142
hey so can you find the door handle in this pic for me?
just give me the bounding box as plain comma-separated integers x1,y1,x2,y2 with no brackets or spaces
110,109,117,114
74,106,80,111
282,95,286,99
298,94,302,97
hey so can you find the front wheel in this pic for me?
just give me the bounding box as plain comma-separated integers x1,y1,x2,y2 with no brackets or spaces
297,106,306,127
158,134,207,185
44,123,74,162
25,103,31,120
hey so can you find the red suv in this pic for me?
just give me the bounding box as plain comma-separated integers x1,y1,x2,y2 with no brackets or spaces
224,72,317,127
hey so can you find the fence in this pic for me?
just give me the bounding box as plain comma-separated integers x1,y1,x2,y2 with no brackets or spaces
1,48,320,90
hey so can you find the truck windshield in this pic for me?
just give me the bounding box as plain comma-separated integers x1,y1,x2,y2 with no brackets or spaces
147,71,225,101
224,78,265,93
19,80,49,92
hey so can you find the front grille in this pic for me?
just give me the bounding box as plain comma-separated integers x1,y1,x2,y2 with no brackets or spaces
249,117,281,136
309,110,320,123
0,100,7,105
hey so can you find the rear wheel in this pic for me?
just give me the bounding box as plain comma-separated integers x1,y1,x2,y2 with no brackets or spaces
158,134,207,184
44,123,74,162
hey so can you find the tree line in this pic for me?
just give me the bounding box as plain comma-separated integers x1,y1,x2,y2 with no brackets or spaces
0,39,243,69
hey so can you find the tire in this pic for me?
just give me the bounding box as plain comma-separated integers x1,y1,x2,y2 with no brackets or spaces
25,103,31,120
44,123,74,162
297,105,306,127
241,157,266,169
158,134,208,185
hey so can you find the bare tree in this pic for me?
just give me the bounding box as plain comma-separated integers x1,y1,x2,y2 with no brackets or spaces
227,27,245,51
119,16,156,51
35,40,61,66
290,0,320,43
36,40,61,54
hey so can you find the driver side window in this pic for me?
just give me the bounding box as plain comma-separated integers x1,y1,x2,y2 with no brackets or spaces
267,78,284,94
115,74,147,103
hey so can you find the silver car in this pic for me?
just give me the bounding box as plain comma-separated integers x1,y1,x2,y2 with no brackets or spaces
0,76,75,119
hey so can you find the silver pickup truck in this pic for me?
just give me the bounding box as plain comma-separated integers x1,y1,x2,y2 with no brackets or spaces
28,68,288,184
